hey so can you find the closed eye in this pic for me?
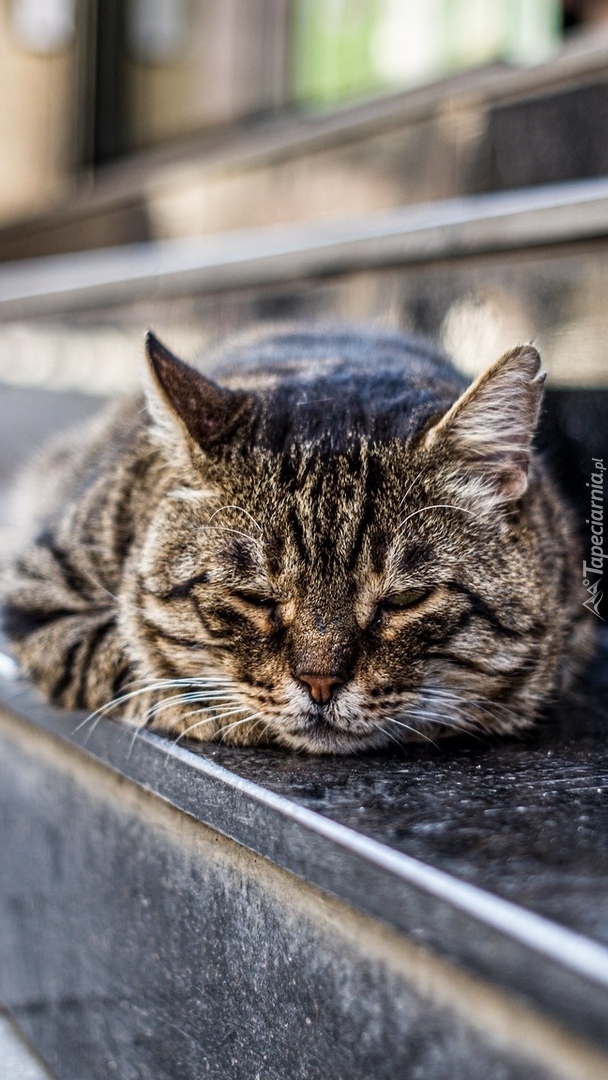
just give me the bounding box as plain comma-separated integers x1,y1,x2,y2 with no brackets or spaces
232,590,277,608
233,589,283,630
382,587,432,611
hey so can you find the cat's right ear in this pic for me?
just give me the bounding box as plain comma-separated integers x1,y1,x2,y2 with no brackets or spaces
144,332,249,455
422,344,545,507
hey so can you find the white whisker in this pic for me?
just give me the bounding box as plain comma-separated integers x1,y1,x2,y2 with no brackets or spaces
146,692,240,716
214,711,265,743
163,705,253,757
207,505,263,533
422,686,522,724
397,466,429,510
165,708,264,748
377,724,403,749
383,716,438,746
405,707,487,741
73,677,234,734
124,693,239,758
396,503,478,533
201,524,264,555
125,694,241,757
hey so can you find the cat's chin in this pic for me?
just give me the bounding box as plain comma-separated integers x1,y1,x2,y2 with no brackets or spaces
269,717,399,756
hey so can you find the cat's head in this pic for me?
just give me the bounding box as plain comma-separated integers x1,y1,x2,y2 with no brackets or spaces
128,329,564,754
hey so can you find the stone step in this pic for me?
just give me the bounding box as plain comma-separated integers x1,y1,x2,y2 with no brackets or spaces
1,638,608,1080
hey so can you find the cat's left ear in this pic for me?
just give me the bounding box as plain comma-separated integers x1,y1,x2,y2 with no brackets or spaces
423,344,545,502
144,332,250,453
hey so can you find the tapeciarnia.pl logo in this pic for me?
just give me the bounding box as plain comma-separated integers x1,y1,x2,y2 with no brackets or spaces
582,457,605,621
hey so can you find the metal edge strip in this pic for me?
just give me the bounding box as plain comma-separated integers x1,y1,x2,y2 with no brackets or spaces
1,178,608,316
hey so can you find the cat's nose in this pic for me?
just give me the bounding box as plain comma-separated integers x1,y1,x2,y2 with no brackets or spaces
297,673,344,705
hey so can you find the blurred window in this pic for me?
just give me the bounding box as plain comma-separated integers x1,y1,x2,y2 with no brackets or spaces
87,0,571,162
10,0,75,53
4,0,586,177
291,0,563,107
126,0,189,63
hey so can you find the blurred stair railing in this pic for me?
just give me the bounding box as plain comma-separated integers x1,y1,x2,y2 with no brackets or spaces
0,177,608,317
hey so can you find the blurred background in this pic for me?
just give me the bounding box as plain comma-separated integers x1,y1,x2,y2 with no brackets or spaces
0,0,607,406
0,0,605,218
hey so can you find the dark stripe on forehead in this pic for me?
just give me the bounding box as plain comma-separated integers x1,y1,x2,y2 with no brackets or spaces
393,540,434,574
288,443,374,575
346,452,380,572
287,506,308,563
306,459,330,513
346,488,376,573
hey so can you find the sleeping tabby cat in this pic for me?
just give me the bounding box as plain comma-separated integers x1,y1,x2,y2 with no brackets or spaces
1,326,591,753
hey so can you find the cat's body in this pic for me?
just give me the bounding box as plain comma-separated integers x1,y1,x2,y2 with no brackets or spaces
1,326,592,753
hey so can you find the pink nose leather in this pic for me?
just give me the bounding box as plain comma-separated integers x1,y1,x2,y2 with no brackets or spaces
298,674,343,705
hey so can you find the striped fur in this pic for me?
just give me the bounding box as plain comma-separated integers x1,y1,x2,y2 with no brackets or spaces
1,326,593,754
